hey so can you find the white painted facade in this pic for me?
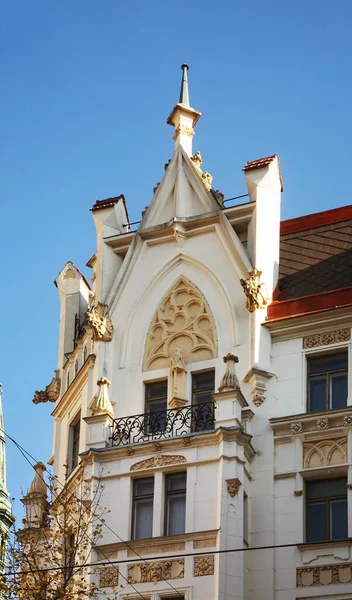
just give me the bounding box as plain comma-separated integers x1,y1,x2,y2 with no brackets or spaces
31,68,352,600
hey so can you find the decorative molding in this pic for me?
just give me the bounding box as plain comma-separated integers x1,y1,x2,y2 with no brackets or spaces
343,415,352,427
154,442,163,452
240,268,270,312
143,277,217,371
218,353,240,392
347,483,352,490
190,151,202,170
294,490,303,496
297,562,352,587
100,566,118,588
86,303,114,342
291,421,303,434
33,370,61,404
128,559,184,583
303,437,347,468
202,171,213,189
303,328,350,349
173,125,194,140
194,554,215,577
226,478,241,497
243,367,273,407
317,417,329,430
130,455,187,471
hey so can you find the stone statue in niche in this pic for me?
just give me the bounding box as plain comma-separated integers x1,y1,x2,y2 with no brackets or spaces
169,347,187,408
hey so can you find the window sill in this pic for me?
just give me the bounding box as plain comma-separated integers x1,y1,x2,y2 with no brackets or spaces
297,538,352,553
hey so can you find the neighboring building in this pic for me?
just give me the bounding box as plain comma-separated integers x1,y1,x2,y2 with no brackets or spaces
0,387,15,574
30,66,352,600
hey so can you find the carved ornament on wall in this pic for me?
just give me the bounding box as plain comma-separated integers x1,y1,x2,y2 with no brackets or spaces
128,559,184,584
303,437,347,469
33,370,61,404
303,328,350,349
86,303,114,342
317,417,329,430
218,353,240,392
194,555,215,577
291,421,303,434
130,455,187,471
297,563,352,587
240,268,270,312
173,125,194,140
226,478,241,498
100,566,118,588
144,277,216,371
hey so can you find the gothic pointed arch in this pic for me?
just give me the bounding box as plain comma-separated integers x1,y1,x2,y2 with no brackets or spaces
143,277,217,371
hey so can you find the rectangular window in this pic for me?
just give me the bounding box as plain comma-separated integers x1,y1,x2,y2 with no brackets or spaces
192,371,215,431
132,478,154,540
306,477,347,542
307,353,347,412
64,533,75,583
165,472,186,536
243,492,248,545
69,413,81,472
145,381,168,434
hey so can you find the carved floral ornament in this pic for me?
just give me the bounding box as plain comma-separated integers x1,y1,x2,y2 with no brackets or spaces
194,555,215,577
218,353,240,392
240,268,270,312
173,124,194,140
297,562,352,587
85,302,114,342
128,559,184,584
33,370,61,404
303,328,350,349
143,277,217,371
130,455,187,471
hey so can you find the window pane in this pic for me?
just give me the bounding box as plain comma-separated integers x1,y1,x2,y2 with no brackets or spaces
307,478,346,500
145,380,168,399
167,494,186,535
309,377,326,412
331,499,348,539
167,473,186,492
330,373,347,409
133,498,153,540
308,354,347,374
192,371,215,391
307,501,327,542
134,478,154,496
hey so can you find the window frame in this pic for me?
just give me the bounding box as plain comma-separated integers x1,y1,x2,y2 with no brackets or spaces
164,472,187,536
68,411,81,473
306,350,348,413
131,477,155,541
144,379,168,434
305,476,348,542
191,369,215,431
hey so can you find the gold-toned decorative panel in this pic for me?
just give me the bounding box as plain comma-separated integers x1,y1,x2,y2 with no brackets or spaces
100,566,119,588
128,559,184,583
303,437,347,468
303,328,350,349
144,277,217,371
194,554,215,577
130,455,186,471
297,562,352,587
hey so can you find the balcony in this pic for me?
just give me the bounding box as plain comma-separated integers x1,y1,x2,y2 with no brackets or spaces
110,402,216,447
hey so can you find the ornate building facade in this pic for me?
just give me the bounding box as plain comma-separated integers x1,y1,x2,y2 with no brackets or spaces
30,65,352,600
0,387,15,576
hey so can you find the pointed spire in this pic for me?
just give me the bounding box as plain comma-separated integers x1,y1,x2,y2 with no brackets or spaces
91,377,114,418
179,64,190,105
167,64,201,156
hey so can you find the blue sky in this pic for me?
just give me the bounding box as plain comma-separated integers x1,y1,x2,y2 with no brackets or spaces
1,0,351,516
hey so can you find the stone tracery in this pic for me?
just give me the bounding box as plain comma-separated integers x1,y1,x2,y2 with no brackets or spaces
144,277,217,371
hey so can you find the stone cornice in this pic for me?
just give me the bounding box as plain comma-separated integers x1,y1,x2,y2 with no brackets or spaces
297,538,352,553
264,306,352,342
270,406,352,440
52,354,96,418
82,426,255,465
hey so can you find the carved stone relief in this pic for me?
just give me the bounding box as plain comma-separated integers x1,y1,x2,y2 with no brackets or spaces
100,566,119,588
226,478,241,497
218,353,240,392
297,563,352,587
144,277,217,371
86,303,114,342
130,455,187,471
303,437,347,468
170,347,187,406
317,417,329,430
291,421,303,434
33,370,61,404
194,554,215,577
128,559,184,583
173,125,194,140
303,328,350,349
240,268,270,312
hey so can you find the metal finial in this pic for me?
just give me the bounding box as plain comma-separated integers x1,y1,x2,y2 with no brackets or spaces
179,64,190,106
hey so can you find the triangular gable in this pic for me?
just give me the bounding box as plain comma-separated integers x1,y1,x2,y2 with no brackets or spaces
141,146,221,229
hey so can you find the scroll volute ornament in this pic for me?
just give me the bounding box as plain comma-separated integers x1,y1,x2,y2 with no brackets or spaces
33,370,61,404
240,268,270,312
86,302,114,342
144,277,216,371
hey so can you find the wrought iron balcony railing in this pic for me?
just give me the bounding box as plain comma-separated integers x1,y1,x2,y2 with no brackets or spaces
110,402,215,447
